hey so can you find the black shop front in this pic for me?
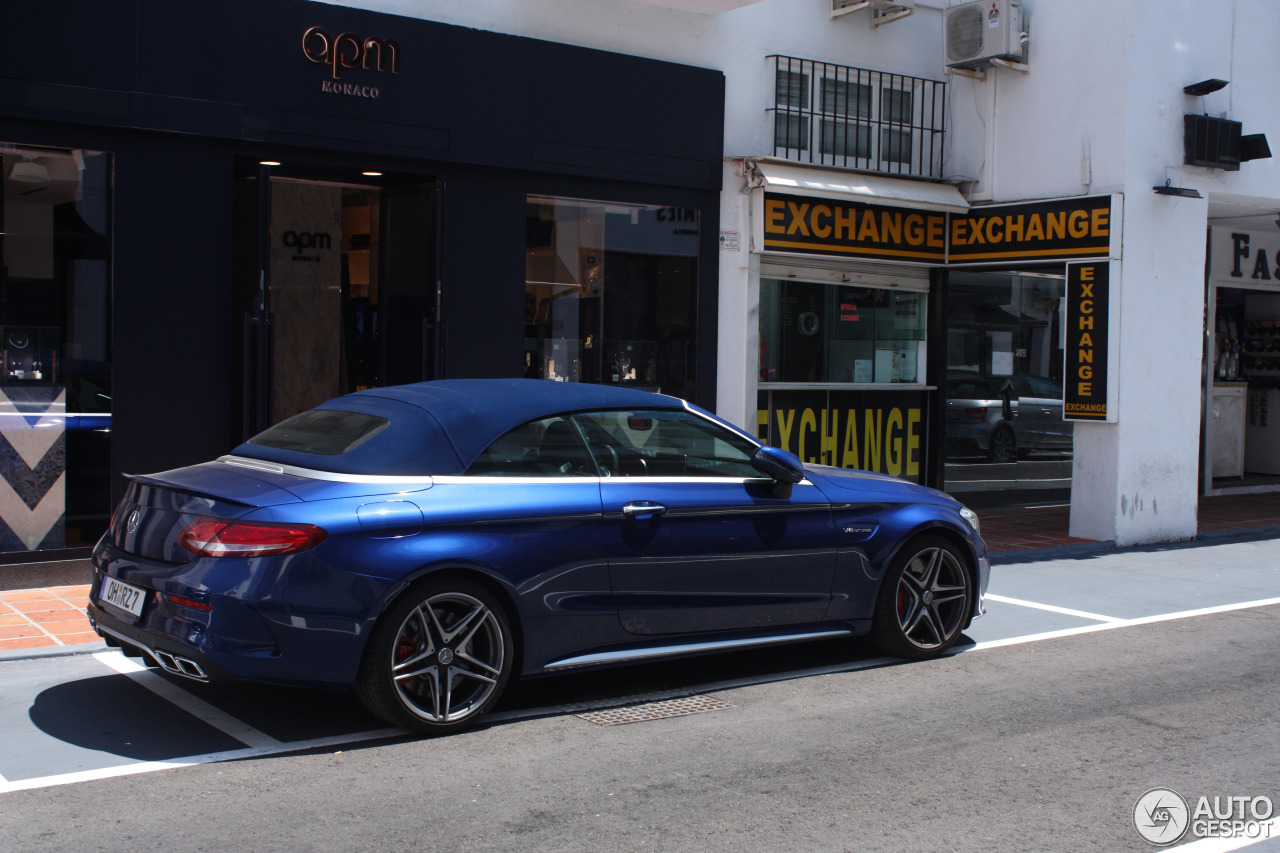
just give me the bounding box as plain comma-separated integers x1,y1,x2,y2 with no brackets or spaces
0,0,724,561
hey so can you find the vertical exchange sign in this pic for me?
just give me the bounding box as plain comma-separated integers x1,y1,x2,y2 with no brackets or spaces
1064,261,1112,421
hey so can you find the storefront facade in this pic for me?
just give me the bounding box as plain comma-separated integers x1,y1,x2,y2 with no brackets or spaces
1205,227,1280,496
0,0,724,560
718,155,1119,510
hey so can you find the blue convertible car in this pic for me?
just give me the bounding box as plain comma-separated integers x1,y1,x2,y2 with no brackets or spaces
88,379,989,733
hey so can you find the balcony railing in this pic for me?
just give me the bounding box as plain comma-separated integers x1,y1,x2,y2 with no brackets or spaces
768,55,947,179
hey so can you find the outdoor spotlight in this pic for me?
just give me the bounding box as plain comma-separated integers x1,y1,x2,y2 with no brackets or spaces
1184,78,1229,96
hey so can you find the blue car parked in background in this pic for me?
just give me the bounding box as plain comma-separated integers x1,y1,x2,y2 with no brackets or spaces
88,379,989,734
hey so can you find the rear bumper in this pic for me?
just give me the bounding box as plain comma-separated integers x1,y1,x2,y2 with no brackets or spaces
88,602,231,682
90,538,387,689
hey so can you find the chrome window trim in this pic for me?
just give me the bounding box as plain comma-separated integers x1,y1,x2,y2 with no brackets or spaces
217,456,434,486
436,474,818,487
681,401,765,448
218,456,816,488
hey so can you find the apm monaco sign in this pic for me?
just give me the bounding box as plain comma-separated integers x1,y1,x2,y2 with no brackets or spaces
302,26,400,99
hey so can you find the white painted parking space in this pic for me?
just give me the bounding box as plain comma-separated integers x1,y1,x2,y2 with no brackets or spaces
93,653,286,750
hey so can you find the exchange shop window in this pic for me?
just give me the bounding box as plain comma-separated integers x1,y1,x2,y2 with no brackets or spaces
943,272,1071,506
0,144,112,552
760,279,926,384
525,196,699,401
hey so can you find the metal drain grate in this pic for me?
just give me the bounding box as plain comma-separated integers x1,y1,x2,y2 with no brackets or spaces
574,694,733,726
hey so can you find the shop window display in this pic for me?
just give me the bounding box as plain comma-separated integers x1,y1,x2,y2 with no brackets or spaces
759,279,926,384
524,196,698,401
0,143,112,551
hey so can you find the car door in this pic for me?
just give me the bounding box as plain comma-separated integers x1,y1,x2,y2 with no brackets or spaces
1024,375,1071,449
575,408,837,636
458,414,608,610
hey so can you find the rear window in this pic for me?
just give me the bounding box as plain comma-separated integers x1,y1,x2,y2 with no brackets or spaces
248,410,390,456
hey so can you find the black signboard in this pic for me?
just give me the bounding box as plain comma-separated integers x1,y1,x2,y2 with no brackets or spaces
762,194,947,263
1063,262,1111,421
763,192,1115,266
949,196,1113,265
757,388,929,483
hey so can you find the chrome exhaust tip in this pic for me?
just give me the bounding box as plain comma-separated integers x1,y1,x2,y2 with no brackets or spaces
153,650,209,682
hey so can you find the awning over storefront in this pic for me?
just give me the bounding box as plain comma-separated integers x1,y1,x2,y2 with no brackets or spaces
747,159,969,214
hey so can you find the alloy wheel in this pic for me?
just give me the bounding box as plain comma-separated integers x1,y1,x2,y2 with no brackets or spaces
894,546,969,650
389,591,506,724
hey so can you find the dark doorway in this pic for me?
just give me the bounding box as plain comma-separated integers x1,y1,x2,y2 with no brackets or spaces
236,170,438,437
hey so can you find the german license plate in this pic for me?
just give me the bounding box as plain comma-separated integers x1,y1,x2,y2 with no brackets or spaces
99,575,147,619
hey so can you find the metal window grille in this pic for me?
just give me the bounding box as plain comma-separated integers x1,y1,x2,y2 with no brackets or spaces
768,56,946,178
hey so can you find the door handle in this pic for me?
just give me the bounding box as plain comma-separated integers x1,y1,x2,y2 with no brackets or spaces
622,501,667,519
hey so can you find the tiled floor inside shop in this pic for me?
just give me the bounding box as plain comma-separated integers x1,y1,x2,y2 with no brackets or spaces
4,491,1280,652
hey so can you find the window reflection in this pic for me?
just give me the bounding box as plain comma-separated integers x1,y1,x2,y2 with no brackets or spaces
0,144,112,550
524,196,698,400
942,271,1072,508
759,278,926,384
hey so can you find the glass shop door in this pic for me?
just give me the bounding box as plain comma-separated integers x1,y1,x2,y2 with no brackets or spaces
236,168,439,436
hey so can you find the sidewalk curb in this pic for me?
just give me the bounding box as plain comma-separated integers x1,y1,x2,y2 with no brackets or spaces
0,640,107,663
990,525,1280,566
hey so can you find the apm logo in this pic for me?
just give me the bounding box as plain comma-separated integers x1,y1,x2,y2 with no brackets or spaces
283,231,332,252
302,27,400,80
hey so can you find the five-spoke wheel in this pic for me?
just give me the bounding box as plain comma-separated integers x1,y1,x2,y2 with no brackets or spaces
356,578,513,734
871,535,972,659
988,425,1017,463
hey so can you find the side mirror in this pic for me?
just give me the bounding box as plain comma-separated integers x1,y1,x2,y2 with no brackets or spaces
751,446,805,497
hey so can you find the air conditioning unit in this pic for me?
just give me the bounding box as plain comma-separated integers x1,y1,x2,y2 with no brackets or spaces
944,0,1024,69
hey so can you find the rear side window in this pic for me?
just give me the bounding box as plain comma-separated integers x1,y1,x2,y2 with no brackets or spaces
248,410,390,456
467,416,597,477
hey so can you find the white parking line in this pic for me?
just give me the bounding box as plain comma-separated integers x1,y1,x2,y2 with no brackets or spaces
93,652,284,751
967,596,1280,651
0,727,406,795
1169,817,1280,851
985,593,1126,623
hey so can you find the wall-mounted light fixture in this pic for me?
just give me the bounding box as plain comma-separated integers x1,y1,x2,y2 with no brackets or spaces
1153,180,1202,199
1183,78,1229,96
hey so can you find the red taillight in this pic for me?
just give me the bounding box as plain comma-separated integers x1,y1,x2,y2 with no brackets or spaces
166,593,213,611
963,407,988,420
179,517,328,558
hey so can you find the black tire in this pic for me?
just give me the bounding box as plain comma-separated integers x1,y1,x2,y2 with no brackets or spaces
988,425,1017,463
355,576,513,734
870,535,973,660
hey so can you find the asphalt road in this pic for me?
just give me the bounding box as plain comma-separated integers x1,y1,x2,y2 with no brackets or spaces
2,536,1280,852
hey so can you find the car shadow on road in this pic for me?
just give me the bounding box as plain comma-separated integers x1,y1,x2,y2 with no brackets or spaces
27,636,949,759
